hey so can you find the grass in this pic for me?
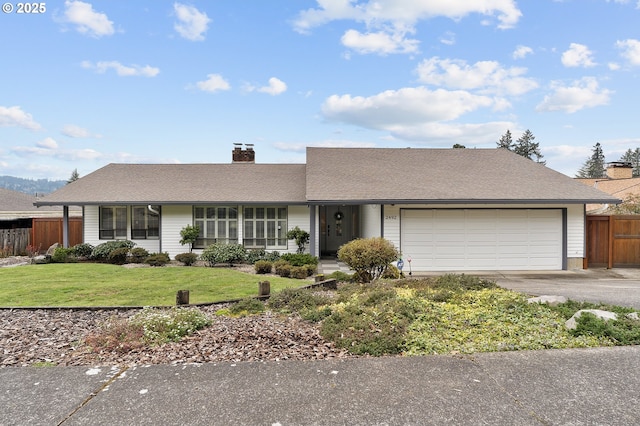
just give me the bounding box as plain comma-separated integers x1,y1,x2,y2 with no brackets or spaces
0,263,302,307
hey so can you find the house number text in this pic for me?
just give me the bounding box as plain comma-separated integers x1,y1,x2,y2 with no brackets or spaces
385,215,398,220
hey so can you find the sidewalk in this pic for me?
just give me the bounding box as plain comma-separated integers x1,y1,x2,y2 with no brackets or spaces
2,346,639,425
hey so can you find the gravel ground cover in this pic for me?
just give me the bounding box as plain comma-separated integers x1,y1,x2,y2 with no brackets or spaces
0,257,353,367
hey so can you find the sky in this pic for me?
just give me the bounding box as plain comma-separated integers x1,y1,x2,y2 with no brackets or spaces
1,0,640,181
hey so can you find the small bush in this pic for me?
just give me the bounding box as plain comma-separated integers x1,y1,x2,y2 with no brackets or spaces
228,298,266,316
129,247,149,263
570,312,640,345
268,287,331,313
145,252,170,267
175,252,198,266
51,247,75,263
71,243,94,258
200,243,246,266
254,260,273,274
107,247,130,265
434,274,497,291
382,264,401,279
130,307,212,344
280,253,318,267
245,249,281,264
290,265,309,279
337,237,399,283
327,271,354,282
274,260,292,277
91,240,135,261
84,317,145,354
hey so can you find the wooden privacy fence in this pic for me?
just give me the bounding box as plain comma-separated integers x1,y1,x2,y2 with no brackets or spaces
0,228,30,256
586,215,640,268
30,218,83,253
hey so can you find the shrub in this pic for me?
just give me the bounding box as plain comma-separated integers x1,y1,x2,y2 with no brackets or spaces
245,249,281,264
254,260,273,274
84,317,146,354
179,224,200,253
71,243,94,258
382,264,401,279
273,260,292,277
175,252,198,266
91,240,135,261
229,298,266,316
290,265,309,279
327,271,354,282
107,247,130,265
145,252,170,267
51,247,75,263
268,287,331,313
286,226,310,254
130,307,211,344
280,253,318,267
569,312,640,345
337,237,399,282
129,247,149,263
200,243,246,266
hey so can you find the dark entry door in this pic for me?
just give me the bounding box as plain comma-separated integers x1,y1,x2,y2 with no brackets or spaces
321,206,354,256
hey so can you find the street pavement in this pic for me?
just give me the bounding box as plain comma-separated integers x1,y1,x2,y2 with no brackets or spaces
2,268,640,425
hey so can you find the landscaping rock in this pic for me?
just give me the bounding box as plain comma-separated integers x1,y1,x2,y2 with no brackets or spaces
31,255,48,264
565,309,618,330
527,295,567,306
45,243,59,256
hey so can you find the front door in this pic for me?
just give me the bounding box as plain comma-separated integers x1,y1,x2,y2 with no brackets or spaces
320,205,357,256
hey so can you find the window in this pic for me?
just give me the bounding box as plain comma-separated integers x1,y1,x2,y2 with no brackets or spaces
243,207,287,249
193,206,238,248
99,206,127,239
132,205,160,239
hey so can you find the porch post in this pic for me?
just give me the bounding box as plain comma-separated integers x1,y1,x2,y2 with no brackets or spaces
309,204,316,257
62,206,69,248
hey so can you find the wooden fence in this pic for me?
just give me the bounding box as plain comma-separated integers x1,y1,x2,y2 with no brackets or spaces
586,215,640,268
0,218,82,256
0,228,30,256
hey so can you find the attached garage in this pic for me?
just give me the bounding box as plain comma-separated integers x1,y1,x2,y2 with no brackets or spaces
400,209,564,271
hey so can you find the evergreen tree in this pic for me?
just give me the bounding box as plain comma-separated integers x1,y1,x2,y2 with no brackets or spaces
452,143,466,149
575,142,606,178
513,129,545,164
619,148,640,177
497,130,514,150
67,168,80,184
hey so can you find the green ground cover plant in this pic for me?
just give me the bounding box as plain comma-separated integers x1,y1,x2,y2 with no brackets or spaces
0,263,302,307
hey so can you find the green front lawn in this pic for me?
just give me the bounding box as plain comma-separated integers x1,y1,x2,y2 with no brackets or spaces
0,263,302,307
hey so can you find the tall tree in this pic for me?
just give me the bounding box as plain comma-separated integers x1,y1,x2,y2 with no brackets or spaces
619,148,640,177
452,143,466,149
575,142,606,178
67,168,80,184
497,130,514,150
513,129,545,164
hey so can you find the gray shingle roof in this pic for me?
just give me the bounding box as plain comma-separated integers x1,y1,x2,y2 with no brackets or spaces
0,188,81,219
34,148,620,206
35,163,307,205
305,147,621,204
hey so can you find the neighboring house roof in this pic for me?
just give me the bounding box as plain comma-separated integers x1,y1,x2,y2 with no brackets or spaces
0,188,81,220
34,148,620,207
34,163,308,206
306,148,620,204
576,177,640,213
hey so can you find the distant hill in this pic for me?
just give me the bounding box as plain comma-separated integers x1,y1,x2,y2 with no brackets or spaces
0,176,67,196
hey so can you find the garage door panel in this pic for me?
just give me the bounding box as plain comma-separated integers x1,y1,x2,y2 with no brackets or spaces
400,209,562,271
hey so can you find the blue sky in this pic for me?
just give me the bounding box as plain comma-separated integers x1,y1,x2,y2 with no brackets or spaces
1,0,640,181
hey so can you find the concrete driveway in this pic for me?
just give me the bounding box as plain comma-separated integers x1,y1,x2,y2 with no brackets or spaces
479,268,640,310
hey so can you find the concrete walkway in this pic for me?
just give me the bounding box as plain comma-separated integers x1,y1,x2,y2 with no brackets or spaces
2,346,639,425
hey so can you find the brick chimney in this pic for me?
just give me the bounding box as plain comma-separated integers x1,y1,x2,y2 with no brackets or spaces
606,161,633,179
232,143,255,163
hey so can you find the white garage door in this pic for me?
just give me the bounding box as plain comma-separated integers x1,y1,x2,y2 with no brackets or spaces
400,209,563,271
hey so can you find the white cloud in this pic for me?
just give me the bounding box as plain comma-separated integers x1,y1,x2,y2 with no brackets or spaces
341,29,419,55
561,43,596,68
536,77,612,113
62,0,114,38
257,77,288,95
195,74,231,93
36,137,58,149
416,57,538,96
0,106,41,130
81,60,160,77
616,39,640,66
322,86,495,129
439,31,456,46
513,45,533,59
62,124,89,138
293,0,522,33
174,3,211,41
